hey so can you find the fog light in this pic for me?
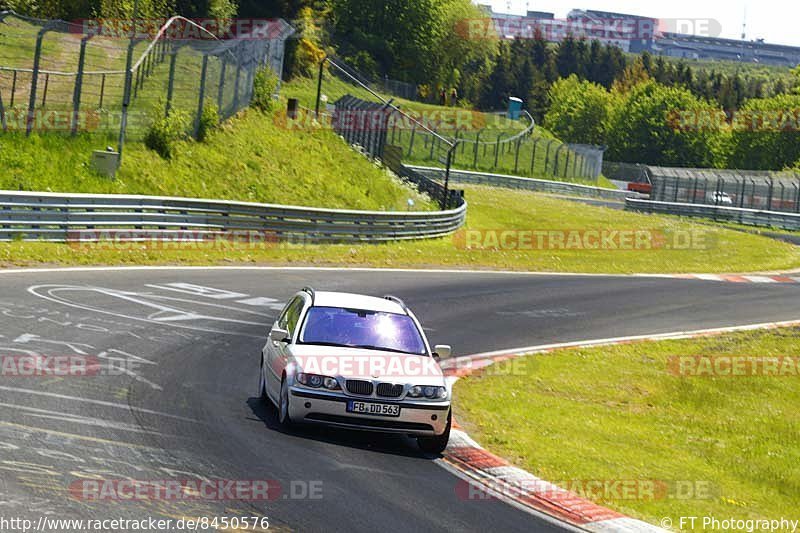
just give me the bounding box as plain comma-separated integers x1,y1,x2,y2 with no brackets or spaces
431,414,438,421
305,402,311,408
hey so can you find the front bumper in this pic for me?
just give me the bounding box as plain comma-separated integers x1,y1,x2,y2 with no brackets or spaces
289,387,450,436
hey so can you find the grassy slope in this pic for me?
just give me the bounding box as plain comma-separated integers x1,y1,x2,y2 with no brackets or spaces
0,109,434,211
454,327,800,527
283,75,611,186
3,185,799,273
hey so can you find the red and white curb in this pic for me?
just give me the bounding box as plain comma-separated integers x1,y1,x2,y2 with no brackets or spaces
677,274,800,283
438,317,800,531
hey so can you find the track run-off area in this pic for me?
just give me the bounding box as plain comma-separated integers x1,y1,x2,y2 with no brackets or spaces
0,266,798,532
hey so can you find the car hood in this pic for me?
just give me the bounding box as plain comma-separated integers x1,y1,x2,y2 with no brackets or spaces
287,344,445,384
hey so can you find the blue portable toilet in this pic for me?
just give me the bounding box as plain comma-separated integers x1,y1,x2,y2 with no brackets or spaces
507,97,523,120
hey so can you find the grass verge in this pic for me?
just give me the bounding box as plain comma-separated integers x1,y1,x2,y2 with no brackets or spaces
453,327,800,528
0,109,434,211
2,185,799,273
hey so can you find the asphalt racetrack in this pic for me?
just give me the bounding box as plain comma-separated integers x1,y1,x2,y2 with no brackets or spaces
0,267,797,532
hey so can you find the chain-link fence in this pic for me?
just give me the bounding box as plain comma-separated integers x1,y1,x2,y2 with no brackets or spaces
649,166,800,212
308,56,603,183
307,57,463,209
0,11,292,153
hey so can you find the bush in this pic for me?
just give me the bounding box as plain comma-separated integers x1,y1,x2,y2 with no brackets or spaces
728,94,800,170
252,68,280,113
144,109,190,159
197,101,220,142
606,81,727,167
544,75,611,145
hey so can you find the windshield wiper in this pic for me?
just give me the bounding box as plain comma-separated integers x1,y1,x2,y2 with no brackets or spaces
349,344,420,355
300,341,350,348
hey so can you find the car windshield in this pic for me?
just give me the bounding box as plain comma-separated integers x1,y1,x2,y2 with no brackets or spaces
299,306,427,355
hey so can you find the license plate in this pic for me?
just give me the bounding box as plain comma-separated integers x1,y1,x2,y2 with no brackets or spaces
347,401,401,417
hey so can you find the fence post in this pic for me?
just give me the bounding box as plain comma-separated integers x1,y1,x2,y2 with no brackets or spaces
514,137,522,174
0,87,6,132
544,141,553,174
315,58,325,118
473,128,484,168
442,142,457,210
738,175,746,208
407,122,417,157
98,73,106,108
194,55,209,138
494,132,505,168
10,70,17,107
117,25,138,160
530,138,538,174
165,46,177,116
27,25,51,136
217,57,227,118
71,35,91,136
232,51,242,112
766,178,774,210
795,179,800,213
429,121,440,160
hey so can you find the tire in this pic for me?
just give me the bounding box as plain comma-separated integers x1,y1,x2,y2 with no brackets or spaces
418,410,451,455
277,376,293,429
258,356,268,402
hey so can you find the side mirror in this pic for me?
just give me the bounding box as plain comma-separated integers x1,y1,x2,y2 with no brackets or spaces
270,328,291,343
433,345,452,360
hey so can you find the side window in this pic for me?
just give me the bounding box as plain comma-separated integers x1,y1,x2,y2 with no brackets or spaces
277,297,302,331
285,299,305,337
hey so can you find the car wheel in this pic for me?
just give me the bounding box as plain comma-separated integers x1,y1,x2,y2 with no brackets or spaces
418,410,451,455
278,376,293,429
258,356,268,402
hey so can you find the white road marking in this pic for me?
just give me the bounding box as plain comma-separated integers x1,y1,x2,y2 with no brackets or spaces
145,283,248,300
0,385,198,422
0,402,172,436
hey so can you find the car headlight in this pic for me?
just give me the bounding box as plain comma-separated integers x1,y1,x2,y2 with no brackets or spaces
297,373,340,390
408,385,446,399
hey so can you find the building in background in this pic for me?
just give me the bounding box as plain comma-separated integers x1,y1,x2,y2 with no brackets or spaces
477,5,800,67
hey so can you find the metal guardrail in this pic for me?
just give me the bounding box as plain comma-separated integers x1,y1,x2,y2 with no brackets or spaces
0,188,467,243
410,166,639,201
625,198,800,231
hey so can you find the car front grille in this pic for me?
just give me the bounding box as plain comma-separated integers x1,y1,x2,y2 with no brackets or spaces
345,379,374,395
305,413,433,432
376,383,403,398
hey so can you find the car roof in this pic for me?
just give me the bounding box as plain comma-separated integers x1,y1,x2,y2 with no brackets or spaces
307,291,407,315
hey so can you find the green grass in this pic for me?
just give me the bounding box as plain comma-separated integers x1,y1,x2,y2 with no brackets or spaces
283,75,602,185
453,327,800,528
0,108,435,211
3,185,799,273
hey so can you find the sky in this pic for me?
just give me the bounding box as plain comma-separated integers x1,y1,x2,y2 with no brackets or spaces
479,1,800,47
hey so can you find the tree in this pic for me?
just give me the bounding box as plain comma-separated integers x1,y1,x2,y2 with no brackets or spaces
330,0,495,89
606,81,726,167
555,34,579,79
544,75,610,145
729,94,800,170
